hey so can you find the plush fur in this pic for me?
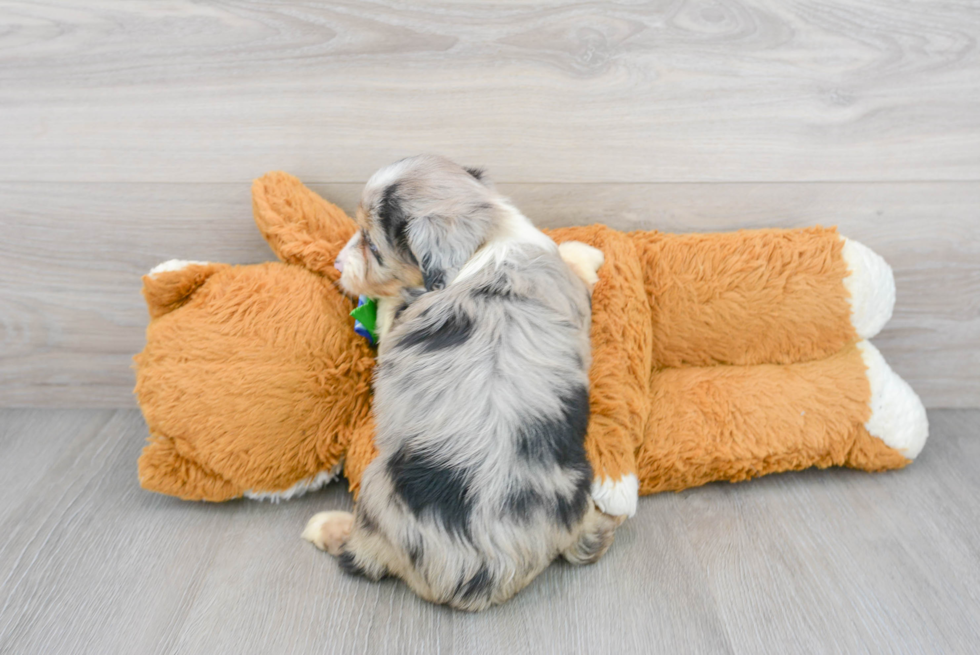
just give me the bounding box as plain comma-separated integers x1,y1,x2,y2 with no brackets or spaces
134,172,928,527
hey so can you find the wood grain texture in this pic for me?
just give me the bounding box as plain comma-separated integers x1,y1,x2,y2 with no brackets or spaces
1,181,976,407
1,0,976,407
1,408,978,654
0,0,978,184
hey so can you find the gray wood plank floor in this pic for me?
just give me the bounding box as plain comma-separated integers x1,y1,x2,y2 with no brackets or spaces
1,408,978,655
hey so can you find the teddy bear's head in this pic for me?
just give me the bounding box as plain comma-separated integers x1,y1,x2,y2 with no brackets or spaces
134,174,375,501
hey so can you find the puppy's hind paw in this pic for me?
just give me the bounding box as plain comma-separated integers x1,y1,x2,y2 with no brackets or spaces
302,511,354,556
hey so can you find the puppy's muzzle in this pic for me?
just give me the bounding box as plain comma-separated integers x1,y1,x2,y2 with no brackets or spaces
335,236,357,273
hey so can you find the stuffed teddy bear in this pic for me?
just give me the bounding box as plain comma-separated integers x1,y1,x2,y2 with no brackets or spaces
133,172,928,517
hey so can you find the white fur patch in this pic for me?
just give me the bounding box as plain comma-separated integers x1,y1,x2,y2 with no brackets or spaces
366,158,414,191
243,464,342,502
338,234,367,294
591,473,639,518
375,295,400,344
857,341,928,459
841,237,895,339
148,259,209,277
453,202,558,284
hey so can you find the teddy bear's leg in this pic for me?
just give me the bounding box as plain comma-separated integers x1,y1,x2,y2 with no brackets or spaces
141,260,228,319
841,238,896,339
138,433,244,501
635,343,926,493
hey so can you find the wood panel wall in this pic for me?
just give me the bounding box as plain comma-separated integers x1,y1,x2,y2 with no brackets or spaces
1,1,977,407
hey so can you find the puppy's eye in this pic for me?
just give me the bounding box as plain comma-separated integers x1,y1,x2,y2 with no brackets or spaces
362,230,382,263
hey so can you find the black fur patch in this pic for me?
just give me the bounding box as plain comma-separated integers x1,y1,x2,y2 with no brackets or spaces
407,537,424,567
515,385,592,529
421,256,446,292
361,229,383,265
504,486,543,522
378,183,415,263
357,510,379,534
455,565,493,602
398,311,473,353
471,272,521,301
554,477,591,530
472,283,516,301
465,167,486,182
338,549,367,577
516,385,591,470
388,446,474,540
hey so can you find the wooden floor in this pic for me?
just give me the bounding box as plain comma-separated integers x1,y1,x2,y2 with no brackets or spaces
1,0,978,408
0,408,977,654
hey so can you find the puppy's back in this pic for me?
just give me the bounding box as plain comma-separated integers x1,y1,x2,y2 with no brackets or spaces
352,244,599,610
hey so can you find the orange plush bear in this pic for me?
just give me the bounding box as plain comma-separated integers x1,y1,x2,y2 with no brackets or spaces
133,173,928,517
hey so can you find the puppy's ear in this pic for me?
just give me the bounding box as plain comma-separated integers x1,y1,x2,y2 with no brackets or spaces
407,206,494,291
377,183,416,264
464,167,494,189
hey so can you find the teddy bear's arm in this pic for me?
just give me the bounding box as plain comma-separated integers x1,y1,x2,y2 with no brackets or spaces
547,227,654,519
252,172,357,280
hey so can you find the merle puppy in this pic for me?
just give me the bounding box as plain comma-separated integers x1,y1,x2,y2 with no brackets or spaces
303,155,618,611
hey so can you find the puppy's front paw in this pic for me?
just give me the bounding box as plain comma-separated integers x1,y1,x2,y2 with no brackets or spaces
591,474,638,518
302,511,354,556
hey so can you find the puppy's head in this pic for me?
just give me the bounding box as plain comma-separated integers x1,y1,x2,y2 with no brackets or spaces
336,155,496,298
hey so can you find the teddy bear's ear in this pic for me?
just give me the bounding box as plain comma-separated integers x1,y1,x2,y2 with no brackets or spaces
252,172,357,280
142,260,229,319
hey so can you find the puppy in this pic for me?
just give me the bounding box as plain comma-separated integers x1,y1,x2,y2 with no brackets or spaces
303,155,618,611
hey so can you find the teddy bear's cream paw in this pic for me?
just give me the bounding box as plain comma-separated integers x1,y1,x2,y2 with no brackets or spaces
841,238,895,339
302,511,354,556
591,473,638,518
857,340,928,459
148,259,210,278
559,241,605,288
